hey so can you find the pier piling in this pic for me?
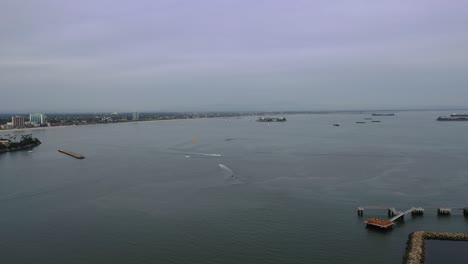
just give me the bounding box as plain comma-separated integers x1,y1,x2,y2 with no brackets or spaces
388,208,397,217
357,207,364,216
437,208,451,216
411,208,424,216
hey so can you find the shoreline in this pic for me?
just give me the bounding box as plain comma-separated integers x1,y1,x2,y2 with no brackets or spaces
0,111,373,133
0,117,224,133
0,142,41,154
1,111,313,133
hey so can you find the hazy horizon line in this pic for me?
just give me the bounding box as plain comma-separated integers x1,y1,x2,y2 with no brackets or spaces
1,107,468,115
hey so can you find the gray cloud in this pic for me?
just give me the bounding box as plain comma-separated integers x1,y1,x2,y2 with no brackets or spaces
1,0,468,112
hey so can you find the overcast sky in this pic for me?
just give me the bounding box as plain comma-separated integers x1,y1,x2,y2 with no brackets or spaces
1,0,467,112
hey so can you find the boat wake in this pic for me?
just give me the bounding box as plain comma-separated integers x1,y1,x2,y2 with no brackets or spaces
185,152,221,157
218,164,234,178
218,164,243,184
167,150,222,158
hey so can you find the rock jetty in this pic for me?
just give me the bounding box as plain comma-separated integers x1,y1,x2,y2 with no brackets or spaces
403,231,468,264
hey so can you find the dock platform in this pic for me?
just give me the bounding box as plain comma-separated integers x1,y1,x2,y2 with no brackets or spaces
365,219,394,229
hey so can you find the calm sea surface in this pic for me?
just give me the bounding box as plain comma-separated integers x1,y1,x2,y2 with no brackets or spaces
425,241,468,264
1,112,467,264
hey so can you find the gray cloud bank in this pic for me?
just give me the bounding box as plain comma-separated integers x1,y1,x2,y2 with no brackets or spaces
1,0,467,112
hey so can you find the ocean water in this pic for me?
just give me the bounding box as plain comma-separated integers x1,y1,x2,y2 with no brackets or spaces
0,112,467,264
425,241,468,264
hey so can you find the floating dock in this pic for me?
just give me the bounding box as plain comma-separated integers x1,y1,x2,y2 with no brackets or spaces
58,149,85,159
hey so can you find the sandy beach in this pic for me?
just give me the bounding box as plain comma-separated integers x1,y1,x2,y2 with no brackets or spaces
0,116,243,134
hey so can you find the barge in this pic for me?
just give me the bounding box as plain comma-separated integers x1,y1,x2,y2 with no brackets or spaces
58,149,85,159
437,116,468,121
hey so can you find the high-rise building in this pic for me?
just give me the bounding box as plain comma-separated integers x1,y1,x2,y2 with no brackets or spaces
132,112,139,121
29,113,45,125
12,116,26,128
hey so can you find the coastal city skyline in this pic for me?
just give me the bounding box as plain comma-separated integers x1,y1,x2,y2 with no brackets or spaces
1,0,468,112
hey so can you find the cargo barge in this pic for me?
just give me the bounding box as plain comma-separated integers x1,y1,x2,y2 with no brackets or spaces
58,149,85,159
437,116,468,121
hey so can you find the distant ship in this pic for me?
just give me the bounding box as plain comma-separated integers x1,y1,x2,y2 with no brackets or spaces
372,113,395,116
437,116,468,121
450,113,468,117
257,116,287,122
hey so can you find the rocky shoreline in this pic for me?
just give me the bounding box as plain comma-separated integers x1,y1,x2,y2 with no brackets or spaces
403,231,468,264
0,142,41,153
0,135,41,154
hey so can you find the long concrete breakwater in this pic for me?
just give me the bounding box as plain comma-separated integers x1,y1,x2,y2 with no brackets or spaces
403,231,468,264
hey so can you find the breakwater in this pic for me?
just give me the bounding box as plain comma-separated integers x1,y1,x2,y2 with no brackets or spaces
403,231,468,264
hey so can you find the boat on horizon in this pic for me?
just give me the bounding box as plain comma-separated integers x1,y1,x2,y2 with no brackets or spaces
450,113,468,117
257,116,287,122
372,113,395,116
437,116,468,121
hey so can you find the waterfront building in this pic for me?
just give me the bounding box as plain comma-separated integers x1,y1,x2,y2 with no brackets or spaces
0,139,11,146
133,112,139,121
29,113,45,125
12,116,26,128
0,124,13,130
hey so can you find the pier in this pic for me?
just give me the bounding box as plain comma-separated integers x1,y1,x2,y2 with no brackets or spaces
388,207,416,222
58,149,85,159
358,206,468,230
